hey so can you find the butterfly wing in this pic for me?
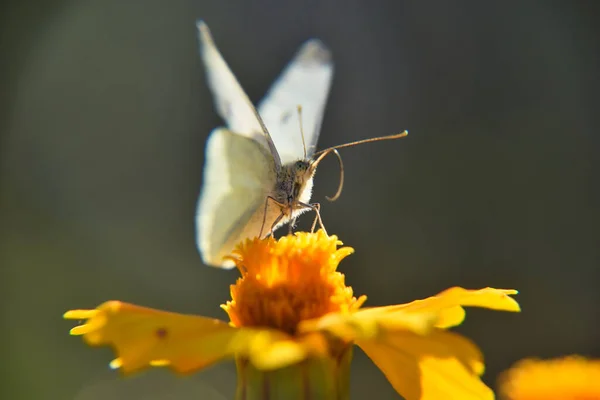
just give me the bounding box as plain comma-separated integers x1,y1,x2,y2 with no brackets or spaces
197,21,281,168
258,39,334,163
196,128,277,268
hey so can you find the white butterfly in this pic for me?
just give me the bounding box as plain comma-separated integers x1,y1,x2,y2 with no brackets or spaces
195,21,334,268
195,21,407,268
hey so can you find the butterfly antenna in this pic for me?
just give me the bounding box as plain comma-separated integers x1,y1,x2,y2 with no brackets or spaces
297,105,307,159
310,148,344,202
309,130,408,202
326,149,344,201
313,130,409,156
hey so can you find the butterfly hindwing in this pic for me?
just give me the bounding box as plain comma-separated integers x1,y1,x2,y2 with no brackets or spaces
196,128,277,268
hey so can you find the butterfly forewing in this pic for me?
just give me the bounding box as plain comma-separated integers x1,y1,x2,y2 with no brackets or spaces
197,21,280,167
258,39,334,163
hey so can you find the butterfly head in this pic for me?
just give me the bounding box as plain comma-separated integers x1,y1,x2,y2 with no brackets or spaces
291,160,314,203
275,160,315,208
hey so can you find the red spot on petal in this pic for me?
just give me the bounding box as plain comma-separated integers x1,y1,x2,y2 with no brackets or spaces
155,328,168,339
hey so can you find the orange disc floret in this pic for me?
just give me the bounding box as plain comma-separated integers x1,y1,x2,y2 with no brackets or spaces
222,230,366,335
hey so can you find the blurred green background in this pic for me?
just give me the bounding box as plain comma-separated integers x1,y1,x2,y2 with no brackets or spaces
1,1,599,399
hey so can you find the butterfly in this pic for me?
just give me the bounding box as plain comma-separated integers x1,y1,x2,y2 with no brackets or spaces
195,21,406,268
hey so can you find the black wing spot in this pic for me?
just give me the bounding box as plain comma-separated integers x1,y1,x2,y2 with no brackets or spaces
280,110,292,124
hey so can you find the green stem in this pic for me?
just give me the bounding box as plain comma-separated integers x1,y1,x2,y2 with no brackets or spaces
235,347,352,400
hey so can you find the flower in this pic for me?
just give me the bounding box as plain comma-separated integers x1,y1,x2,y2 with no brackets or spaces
65,230,520,400
498,355,600,400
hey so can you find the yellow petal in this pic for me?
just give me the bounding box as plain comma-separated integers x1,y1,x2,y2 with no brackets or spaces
226,328,307,371
378,287,520,328
109,358,123,369
64,309,99,319
65,301,240,374
250,338,307,370
357,329,491,400
299,308,436,342
435,287,520,311
149,359,171,367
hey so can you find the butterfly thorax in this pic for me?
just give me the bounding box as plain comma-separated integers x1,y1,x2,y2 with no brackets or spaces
274,160,315,210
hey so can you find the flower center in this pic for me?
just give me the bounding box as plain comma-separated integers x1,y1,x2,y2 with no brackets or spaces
222,231,366,335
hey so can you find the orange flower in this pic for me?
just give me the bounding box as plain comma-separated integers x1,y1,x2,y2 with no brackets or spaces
65,230,520,399
498,356,600,400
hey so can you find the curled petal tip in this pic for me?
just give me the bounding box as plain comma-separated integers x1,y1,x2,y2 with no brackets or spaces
63,309,98,320
69,324,92,336
109,358,123,370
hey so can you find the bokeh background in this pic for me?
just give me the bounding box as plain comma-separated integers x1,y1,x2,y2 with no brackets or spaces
1,1,599,399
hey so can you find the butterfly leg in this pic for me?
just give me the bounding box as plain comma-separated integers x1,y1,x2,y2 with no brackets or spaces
288,215,297,235
270,212,285,237
259,196,285,239
299,201,326,235
309,203,321,233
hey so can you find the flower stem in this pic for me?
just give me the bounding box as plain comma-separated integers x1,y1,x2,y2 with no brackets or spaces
235,348,352,400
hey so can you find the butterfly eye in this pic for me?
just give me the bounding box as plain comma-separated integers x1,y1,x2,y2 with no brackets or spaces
295,161,304,169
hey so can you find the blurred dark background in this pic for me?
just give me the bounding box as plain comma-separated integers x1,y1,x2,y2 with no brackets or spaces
1,1,599,399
